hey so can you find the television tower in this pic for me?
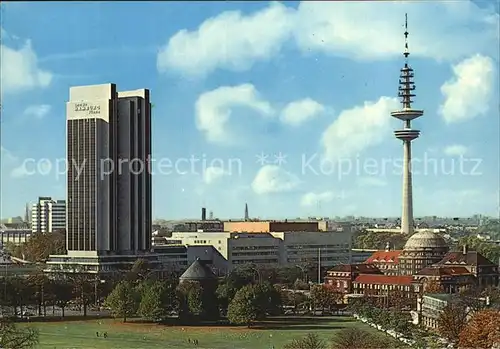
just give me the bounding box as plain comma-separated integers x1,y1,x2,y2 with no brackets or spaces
391,14,423,235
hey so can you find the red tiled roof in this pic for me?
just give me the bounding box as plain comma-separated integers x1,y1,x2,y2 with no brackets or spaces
417,266,473,277
365,250,403,264
328,263,382,274
354,274,414,285
435,251,496,267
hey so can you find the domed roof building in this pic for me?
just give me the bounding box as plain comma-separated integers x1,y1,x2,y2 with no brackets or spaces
398,230,449,275
403,230,448,251
179,258,217,283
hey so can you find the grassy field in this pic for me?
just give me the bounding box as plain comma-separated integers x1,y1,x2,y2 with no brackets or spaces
25,316,404,349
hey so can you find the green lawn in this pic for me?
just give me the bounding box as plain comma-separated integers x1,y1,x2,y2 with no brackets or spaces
24,316,404,349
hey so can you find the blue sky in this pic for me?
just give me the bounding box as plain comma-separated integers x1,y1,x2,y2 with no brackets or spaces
1,1,499,220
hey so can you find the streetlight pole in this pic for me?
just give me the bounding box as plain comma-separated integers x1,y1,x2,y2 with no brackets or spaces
250,267,262,284
317,248,322,284
94,278,98,307
295,265,307,283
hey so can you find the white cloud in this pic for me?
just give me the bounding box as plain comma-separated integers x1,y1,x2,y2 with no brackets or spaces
1,146,17,165
443,144,468,156
357,177,387,187
321,97,399,160
23,104,51,119
439,54,495,123
280,98,325,126
293,2,498,62
158,1,498,76
157,2,295,77
1,40,53,94
195,84,274,144
10,164,31,179
0,147,31,178
251,165,300,195
301,191,334,207
1,27,9,40
203,166,227,184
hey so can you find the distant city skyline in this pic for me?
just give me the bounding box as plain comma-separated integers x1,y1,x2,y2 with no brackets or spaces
1,1,499,219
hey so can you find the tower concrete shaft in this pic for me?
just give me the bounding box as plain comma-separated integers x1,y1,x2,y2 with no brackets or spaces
391,14,423,235
402,140,414,235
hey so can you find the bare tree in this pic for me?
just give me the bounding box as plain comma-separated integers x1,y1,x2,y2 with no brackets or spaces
437,302,468,345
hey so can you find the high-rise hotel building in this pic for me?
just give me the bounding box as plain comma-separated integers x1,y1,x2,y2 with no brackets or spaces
66,83,152,255
46,83,157,274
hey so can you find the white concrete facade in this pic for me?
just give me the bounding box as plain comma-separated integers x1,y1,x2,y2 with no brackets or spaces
170,231,352,271
31,197,66,233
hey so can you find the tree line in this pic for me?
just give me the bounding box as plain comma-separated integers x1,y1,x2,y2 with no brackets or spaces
348,287,500,349
437,287,500,348
103,261,345,326
3,230,66,262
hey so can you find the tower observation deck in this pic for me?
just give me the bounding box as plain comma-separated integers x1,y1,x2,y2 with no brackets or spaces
390,14,423,235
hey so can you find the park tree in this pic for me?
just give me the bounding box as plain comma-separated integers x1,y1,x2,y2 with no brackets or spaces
437,302,469,345
458,309,500,349
387,289,412,309
0,319,39,349
481,286,500,305
9,230,65,262
215,282,233,315
354,231,408,250
331,328,384,349
68,272,94,316
5,277,31,316
281,290,308,313
104,280,140,322
187,283,204,316
310,285,341,313
216,269,253,314
283,333,326,349
52,278,74,317
227,283,281,326
227,285,259,327
388,310,414,336
177,280,218,321
275,266,303,286
457,286,489,313
26,270,50,316
139,279,178,322
253,282,282,317
127,258,153,283
293,278,310,291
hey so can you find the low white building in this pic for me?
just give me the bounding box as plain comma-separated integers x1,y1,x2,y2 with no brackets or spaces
31,197,66,233
170,230,352,272
0,224,31,245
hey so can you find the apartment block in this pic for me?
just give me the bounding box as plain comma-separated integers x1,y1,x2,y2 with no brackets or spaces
31,197,66,233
